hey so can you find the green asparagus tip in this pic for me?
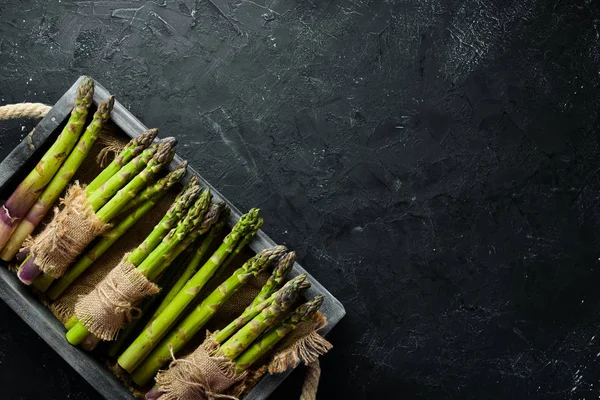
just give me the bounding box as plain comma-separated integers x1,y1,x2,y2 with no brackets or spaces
155,139,177,164
274,276,303,310
183,189,212,227
168,161,188,183
229,209,261,240
200,202,225,233
245,245,287,274
253,218,264,232
280,251,296,266
185,175,200,190
298,277,311,291
299,295,325,319
134,129,159,148
76,77,94,105
288,273,307,287
161,136,178,147
97,96,115,121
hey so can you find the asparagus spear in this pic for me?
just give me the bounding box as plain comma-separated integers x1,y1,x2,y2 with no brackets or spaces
117,209,262,373
214,265,300,345
219,217,263,271
130,246,287,384
1,97,115,262
65,189,212,346
95,138,176,223
218,274,307,360
146,205,229,324
151,201,225,279
118,161,187,216
86,143,158,212
250,251,295,308
42,164,188,297
136,188,211,281
128,176,201,266
86,129,158,195
234,296,324,373
0,78,94,250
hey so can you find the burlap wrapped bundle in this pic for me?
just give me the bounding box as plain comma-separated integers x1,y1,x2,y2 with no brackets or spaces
74,254,159,341
154,313,332,400
29,183,110,278
155,335,248,400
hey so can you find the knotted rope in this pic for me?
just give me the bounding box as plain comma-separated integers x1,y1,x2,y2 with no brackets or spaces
0,103,51,120
300,361,321,400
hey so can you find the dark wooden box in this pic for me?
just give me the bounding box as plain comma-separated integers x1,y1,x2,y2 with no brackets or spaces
0,77,345,400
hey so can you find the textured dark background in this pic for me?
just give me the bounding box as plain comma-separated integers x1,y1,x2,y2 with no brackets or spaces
1,0,600,399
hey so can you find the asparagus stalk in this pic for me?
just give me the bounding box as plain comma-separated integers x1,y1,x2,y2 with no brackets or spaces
219,217,264,271
117,209,262,373
250,251,295,308
0,78,94,251
214,260,299,345
18,140,176,285
130,246,287,384
118,161,187,215
218,274,307,360
151,201,225,279
136,188,211,281
107,203,229,355
65,189,212,346
128,176,201,266
147,205,229,325
94,138,176,223
86,143,158,212
43,164,188,297
86,129,158,195
234,295,324,373
1,97,115,262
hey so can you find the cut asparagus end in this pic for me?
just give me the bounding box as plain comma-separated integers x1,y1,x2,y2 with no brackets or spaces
145,387,163,400
17,256,42,285
65,321,90,345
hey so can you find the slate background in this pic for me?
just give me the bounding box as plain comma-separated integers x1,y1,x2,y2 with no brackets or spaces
2,0,600,399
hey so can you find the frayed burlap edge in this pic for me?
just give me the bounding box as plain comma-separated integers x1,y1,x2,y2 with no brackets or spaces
96,127,124,167
155,334,248,400
268,312,332,374
74,255,159,341
30,183,110,278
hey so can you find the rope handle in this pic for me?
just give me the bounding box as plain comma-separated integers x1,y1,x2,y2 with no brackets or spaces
300,361,321,400
0,103,51,120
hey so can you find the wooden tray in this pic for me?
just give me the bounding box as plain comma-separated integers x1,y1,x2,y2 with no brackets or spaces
0,76,345,400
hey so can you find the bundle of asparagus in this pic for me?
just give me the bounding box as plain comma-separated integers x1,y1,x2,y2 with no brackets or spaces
38,162,187,295
0,95,116,261
65,183,212,345
17,137,177,284
132,265,303,385
117,208,264,373
0,78,94,252
106,200,230,356
146,295,324,400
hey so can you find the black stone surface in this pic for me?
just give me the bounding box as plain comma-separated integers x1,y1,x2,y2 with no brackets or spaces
1,0,600,399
